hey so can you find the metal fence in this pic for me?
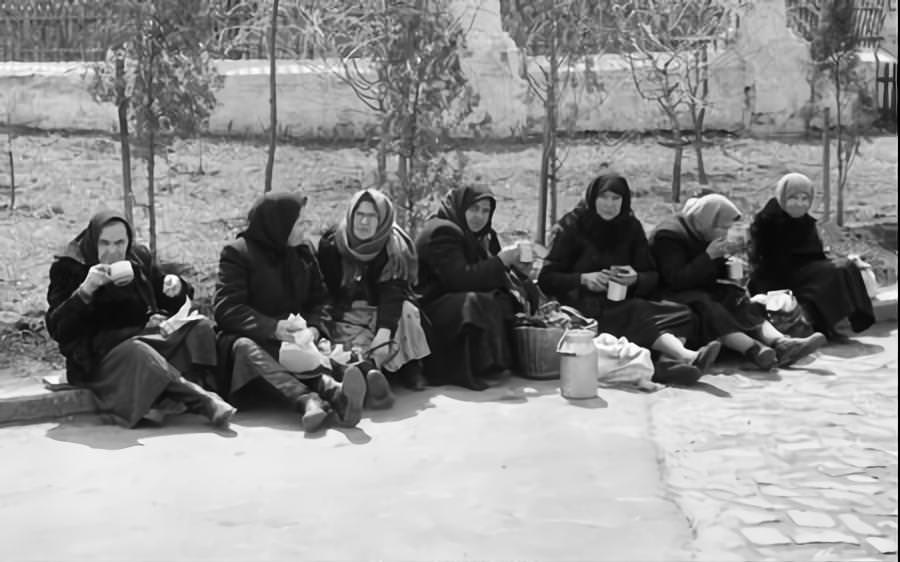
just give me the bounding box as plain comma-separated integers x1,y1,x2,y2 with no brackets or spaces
0,0,111,61
785,0,888,48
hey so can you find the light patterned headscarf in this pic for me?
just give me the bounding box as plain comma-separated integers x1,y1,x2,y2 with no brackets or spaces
680,193,742,241
334,189,417,286
774,172,815,211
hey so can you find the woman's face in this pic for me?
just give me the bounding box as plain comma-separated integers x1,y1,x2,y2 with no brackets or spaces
783,192,811,219
287,214,306,247
465,199,492,233
352,201,379,241
594,191,623,221
97,222,129,264
709,223,732,241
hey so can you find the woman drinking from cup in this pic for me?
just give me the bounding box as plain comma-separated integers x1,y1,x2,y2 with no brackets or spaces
415,184,536,390
539,173,721,385
46,210,235,429
649,193,827,369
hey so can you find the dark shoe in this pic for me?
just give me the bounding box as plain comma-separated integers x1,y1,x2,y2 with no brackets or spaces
317,368,365,428
691,341,722,373
364,369,395,410
397,360,427,391
297,393,330,433
208,399,237,428
774,332,827,367
652,357,703,386
744,343,778,370
165,377,236,428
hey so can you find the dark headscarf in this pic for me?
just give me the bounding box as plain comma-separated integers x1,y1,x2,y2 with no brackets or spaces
749,191,823,271
557,173,633,250
240,192,308,258
60,209,134,265
435,184,497,256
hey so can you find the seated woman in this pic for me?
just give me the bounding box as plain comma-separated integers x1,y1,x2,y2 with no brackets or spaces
46,210,235,429
538,173,721,385
317,189,431,391
650,193,827,369
415,184,532,390
748,172,875,340
213,192,367,433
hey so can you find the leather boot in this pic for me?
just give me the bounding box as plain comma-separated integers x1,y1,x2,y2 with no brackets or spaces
257,369,328,431
652,357,702,386
390,359,427,391
296,393,330,432
774,332,827,367
314,366,365,428
164,377,236,428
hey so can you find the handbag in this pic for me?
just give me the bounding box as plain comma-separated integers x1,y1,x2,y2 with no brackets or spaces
751,289,815,338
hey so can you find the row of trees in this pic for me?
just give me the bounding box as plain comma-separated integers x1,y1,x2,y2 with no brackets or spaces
76,0,875,254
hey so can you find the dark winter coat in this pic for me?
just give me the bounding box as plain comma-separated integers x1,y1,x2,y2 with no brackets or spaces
46,243,192,385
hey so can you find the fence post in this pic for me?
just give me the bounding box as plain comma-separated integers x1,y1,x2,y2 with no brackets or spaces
822,106,831,222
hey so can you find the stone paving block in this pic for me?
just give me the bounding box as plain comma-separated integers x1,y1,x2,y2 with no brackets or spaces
787,510,836,528
728,508,782,525
735,497,791,510
791,529,859,545
865,536,898,554
822,489,871,504
740,526,792,546
759,484,804,497
792,497,840,510
846,474,880,483
838,513,882,536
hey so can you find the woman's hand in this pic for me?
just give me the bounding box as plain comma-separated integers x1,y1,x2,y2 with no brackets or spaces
706,238,729,259
580,270,610,293
497,245,522,267
275,319,302,342
145,313,168,330
368,327,393,367
79,264,111,298
610,265,638,287
162,274,182,298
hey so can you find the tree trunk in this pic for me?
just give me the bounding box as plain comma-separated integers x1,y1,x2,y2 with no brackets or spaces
835,60,844,227
147,56,157,259
6,144,14,211
694,46,709,185
537,117,551,245
264,0,279,193
115,54,134,224
822,107,831,222
672,142,683,204
548,28,559,228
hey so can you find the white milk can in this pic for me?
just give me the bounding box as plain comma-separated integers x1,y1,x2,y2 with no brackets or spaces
557,329,599,399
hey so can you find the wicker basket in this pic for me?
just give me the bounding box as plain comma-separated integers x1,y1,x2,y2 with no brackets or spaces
512,325,565,379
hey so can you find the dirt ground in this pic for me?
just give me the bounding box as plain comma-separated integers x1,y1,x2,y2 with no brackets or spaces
0,132,897,373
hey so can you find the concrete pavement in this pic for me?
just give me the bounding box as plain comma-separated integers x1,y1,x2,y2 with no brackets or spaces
0,380,691,562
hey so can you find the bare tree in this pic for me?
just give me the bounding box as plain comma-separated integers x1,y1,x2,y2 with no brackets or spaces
505,0,607,243
265,0,280,193
613,0,738,202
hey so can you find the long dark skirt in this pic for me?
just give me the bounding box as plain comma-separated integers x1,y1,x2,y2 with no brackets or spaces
422,290,516,390
88,319,219,428
581,296,698,350
663,283,767,342
751,258,875,336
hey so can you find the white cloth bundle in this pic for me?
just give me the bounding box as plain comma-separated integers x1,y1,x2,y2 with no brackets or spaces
593,332,660,392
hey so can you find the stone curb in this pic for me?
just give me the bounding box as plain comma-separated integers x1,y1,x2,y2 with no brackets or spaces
873,295,898,323
0,386,97,426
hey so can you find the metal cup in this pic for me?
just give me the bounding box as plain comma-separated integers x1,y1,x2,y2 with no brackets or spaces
518,240,534,263
728,258,744,280
607,280,627,301
108,260,134,286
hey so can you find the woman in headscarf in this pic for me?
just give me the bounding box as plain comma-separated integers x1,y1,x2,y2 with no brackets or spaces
317,189,431,391
538,173,722,385
748,173,875,340
415,184,532,390
214,192,367,433
46,210,235,429
650,193,827,369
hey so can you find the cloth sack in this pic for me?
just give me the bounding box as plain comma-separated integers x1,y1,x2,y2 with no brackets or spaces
592,332,660,392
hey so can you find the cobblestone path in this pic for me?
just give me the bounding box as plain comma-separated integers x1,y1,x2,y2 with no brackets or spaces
650,326,899,561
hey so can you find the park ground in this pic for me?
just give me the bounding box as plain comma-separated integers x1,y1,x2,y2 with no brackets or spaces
0,132,896,561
